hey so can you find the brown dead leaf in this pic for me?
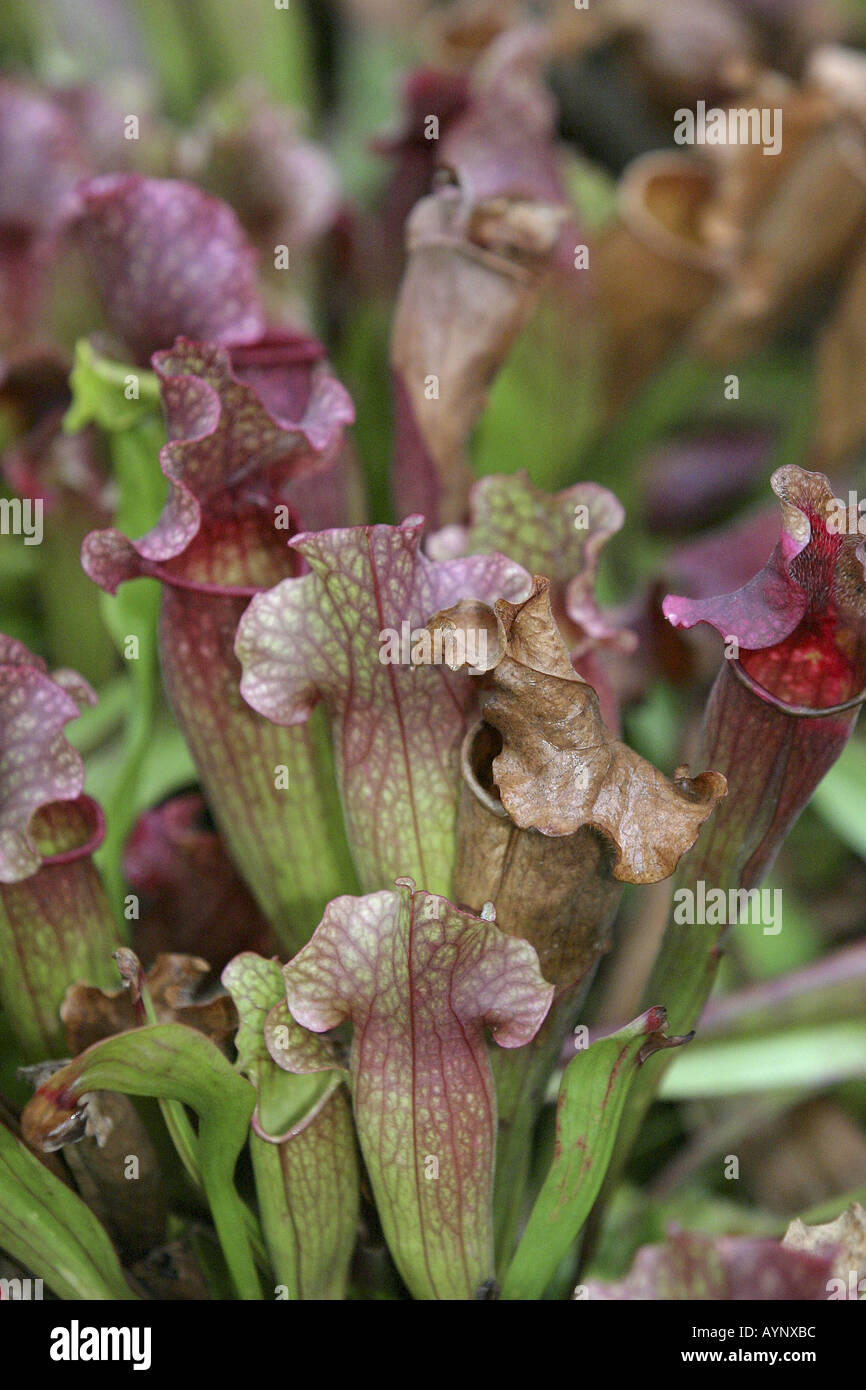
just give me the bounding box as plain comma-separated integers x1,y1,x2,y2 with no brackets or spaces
432,578,726,882
454,720,620,990
61,952,237,1055
61,1091,167,1262
813,243,866,467
783,1202,866,1287
131,1234,213,1300
597,153,724,414
391,184,564,525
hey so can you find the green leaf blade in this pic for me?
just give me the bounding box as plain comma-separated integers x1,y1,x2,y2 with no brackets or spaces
502,1008,684,1300
0,1119,137,1301
22,1024,260,1300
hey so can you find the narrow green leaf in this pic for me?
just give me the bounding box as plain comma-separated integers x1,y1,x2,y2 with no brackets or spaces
698,943,866,1041
659,1021,866,1099
0,1119,137,1300
23,1024,260,1300
811,738,866,858
502,1008,684,1300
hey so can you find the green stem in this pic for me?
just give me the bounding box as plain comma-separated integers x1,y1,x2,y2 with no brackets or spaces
92,413,166,912
66,677,129,754
492,984,589,1270
137,969,270,1276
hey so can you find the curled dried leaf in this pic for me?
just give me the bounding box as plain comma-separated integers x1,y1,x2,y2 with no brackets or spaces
783,1202,866,1288
61,953,237,1055
431,579,726,882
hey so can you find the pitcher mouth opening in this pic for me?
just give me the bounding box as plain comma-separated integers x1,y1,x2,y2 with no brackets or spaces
729,656,866,718
136,560,265,598
461,719,508,818
38,794,106,867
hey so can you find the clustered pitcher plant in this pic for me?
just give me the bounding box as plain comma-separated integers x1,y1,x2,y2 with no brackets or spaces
1,1,866,1305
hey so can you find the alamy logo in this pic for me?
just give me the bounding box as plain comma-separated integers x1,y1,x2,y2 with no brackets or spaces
378,620,487,669
0,496,43,545
827,1271,866,1299
674,101,782,156
826,491,866,535
49,1321,152,1371
673,883,783,935
0,1276,43,1299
